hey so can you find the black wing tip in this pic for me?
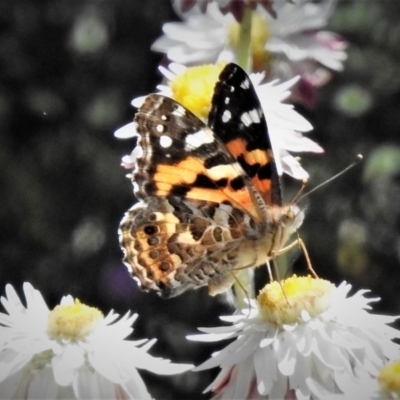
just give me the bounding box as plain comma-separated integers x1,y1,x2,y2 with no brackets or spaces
218,63,247,84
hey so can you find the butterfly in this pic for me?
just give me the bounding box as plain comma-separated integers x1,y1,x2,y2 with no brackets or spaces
119,63,305,298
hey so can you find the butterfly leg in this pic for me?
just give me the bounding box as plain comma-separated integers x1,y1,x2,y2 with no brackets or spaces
274,236,318,278
265,259,274,282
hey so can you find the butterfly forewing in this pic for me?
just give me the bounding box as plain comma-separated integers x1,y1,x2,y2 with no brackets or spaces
208,63,282,206
134,94,266,222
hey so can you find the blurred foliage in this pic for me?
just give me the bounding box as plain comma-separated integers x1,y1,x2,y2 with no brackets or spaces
1,0,400,398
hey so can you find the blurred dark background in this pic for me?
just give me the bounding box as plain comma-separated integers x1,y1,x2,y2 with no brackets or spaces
1,0,400,398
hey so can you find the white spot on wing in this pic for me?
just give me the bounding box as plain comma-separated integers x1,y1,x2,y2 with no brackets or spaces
241,112,252,127
222,110,231,123
160,135,173,148
185,129,214,150
207,163,242,179
172,105,185,116
240,109,262,127
224,97,230,104
156,124,165,133
249,108,261,123
240,78,250,89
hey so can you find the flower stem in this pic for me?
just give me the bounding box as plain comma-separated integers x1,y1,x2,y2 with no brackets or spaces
236,8,253,72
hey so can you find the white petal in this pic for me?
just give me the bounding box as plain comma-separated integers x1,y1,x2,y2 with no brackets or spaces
120,368,152,400
158,65,177,82
267,0,336,36
90,343,191,380
219,335,259,369
73,366,118,400
131,95,146,108
307,376,335,399
291,352,312,398
27,367,63,399
169,45,221,64
138,338,156,353
254,346,277,395
193,335,253,371
310,331,345,370
52,346,85,386
202,365,229,393
277,332,297,376
59,295,74,306
0,367,33,399
114,122,137,139
221,358,254,400
89,347,125,384
259,327,278,348
22,283,50,316
188,323,241,342
0,349,32,381
1,284,27,319
219,314,250,323
269,367,289,400
280,154,310,180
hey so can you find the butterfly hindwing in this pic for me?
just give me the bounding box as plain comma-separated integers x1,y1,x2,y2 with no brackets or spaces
119,197,249,298
208,63,282,206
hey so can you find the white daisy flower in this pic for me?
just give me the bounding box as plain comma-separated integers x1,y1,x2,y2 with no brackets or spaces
115,63,322,180
188,276,400,400
0,282,192,399
152,0,346,103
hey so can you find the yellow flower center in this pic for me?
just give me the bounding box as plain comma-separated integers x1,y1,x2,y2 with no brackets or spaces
228,12,272,71
257,275,334,325
169,63,226,120
47,299,103,340
378,360,400,396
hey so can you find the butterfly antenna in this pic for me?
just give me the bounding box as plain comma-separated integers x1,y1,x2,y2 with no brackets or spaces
297,154,363,202
290,179,308,204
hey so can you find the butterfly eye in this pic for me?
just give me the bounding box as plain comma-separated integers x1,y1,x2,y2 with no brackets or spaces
281,209,295,226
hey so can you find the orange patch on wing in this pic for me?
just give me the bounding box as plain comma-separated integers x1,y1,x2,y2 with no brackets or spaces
225,138,247,159
152,156,262,220
252,176,272,196
185,187,256,213
226,139,274,202
226,139,271,167
245,148,270,166
154,156,242,190
153,157,207,196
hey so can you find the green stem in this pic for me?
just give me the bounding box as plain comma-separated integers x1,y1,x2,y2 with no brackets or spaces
236,8,253,72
